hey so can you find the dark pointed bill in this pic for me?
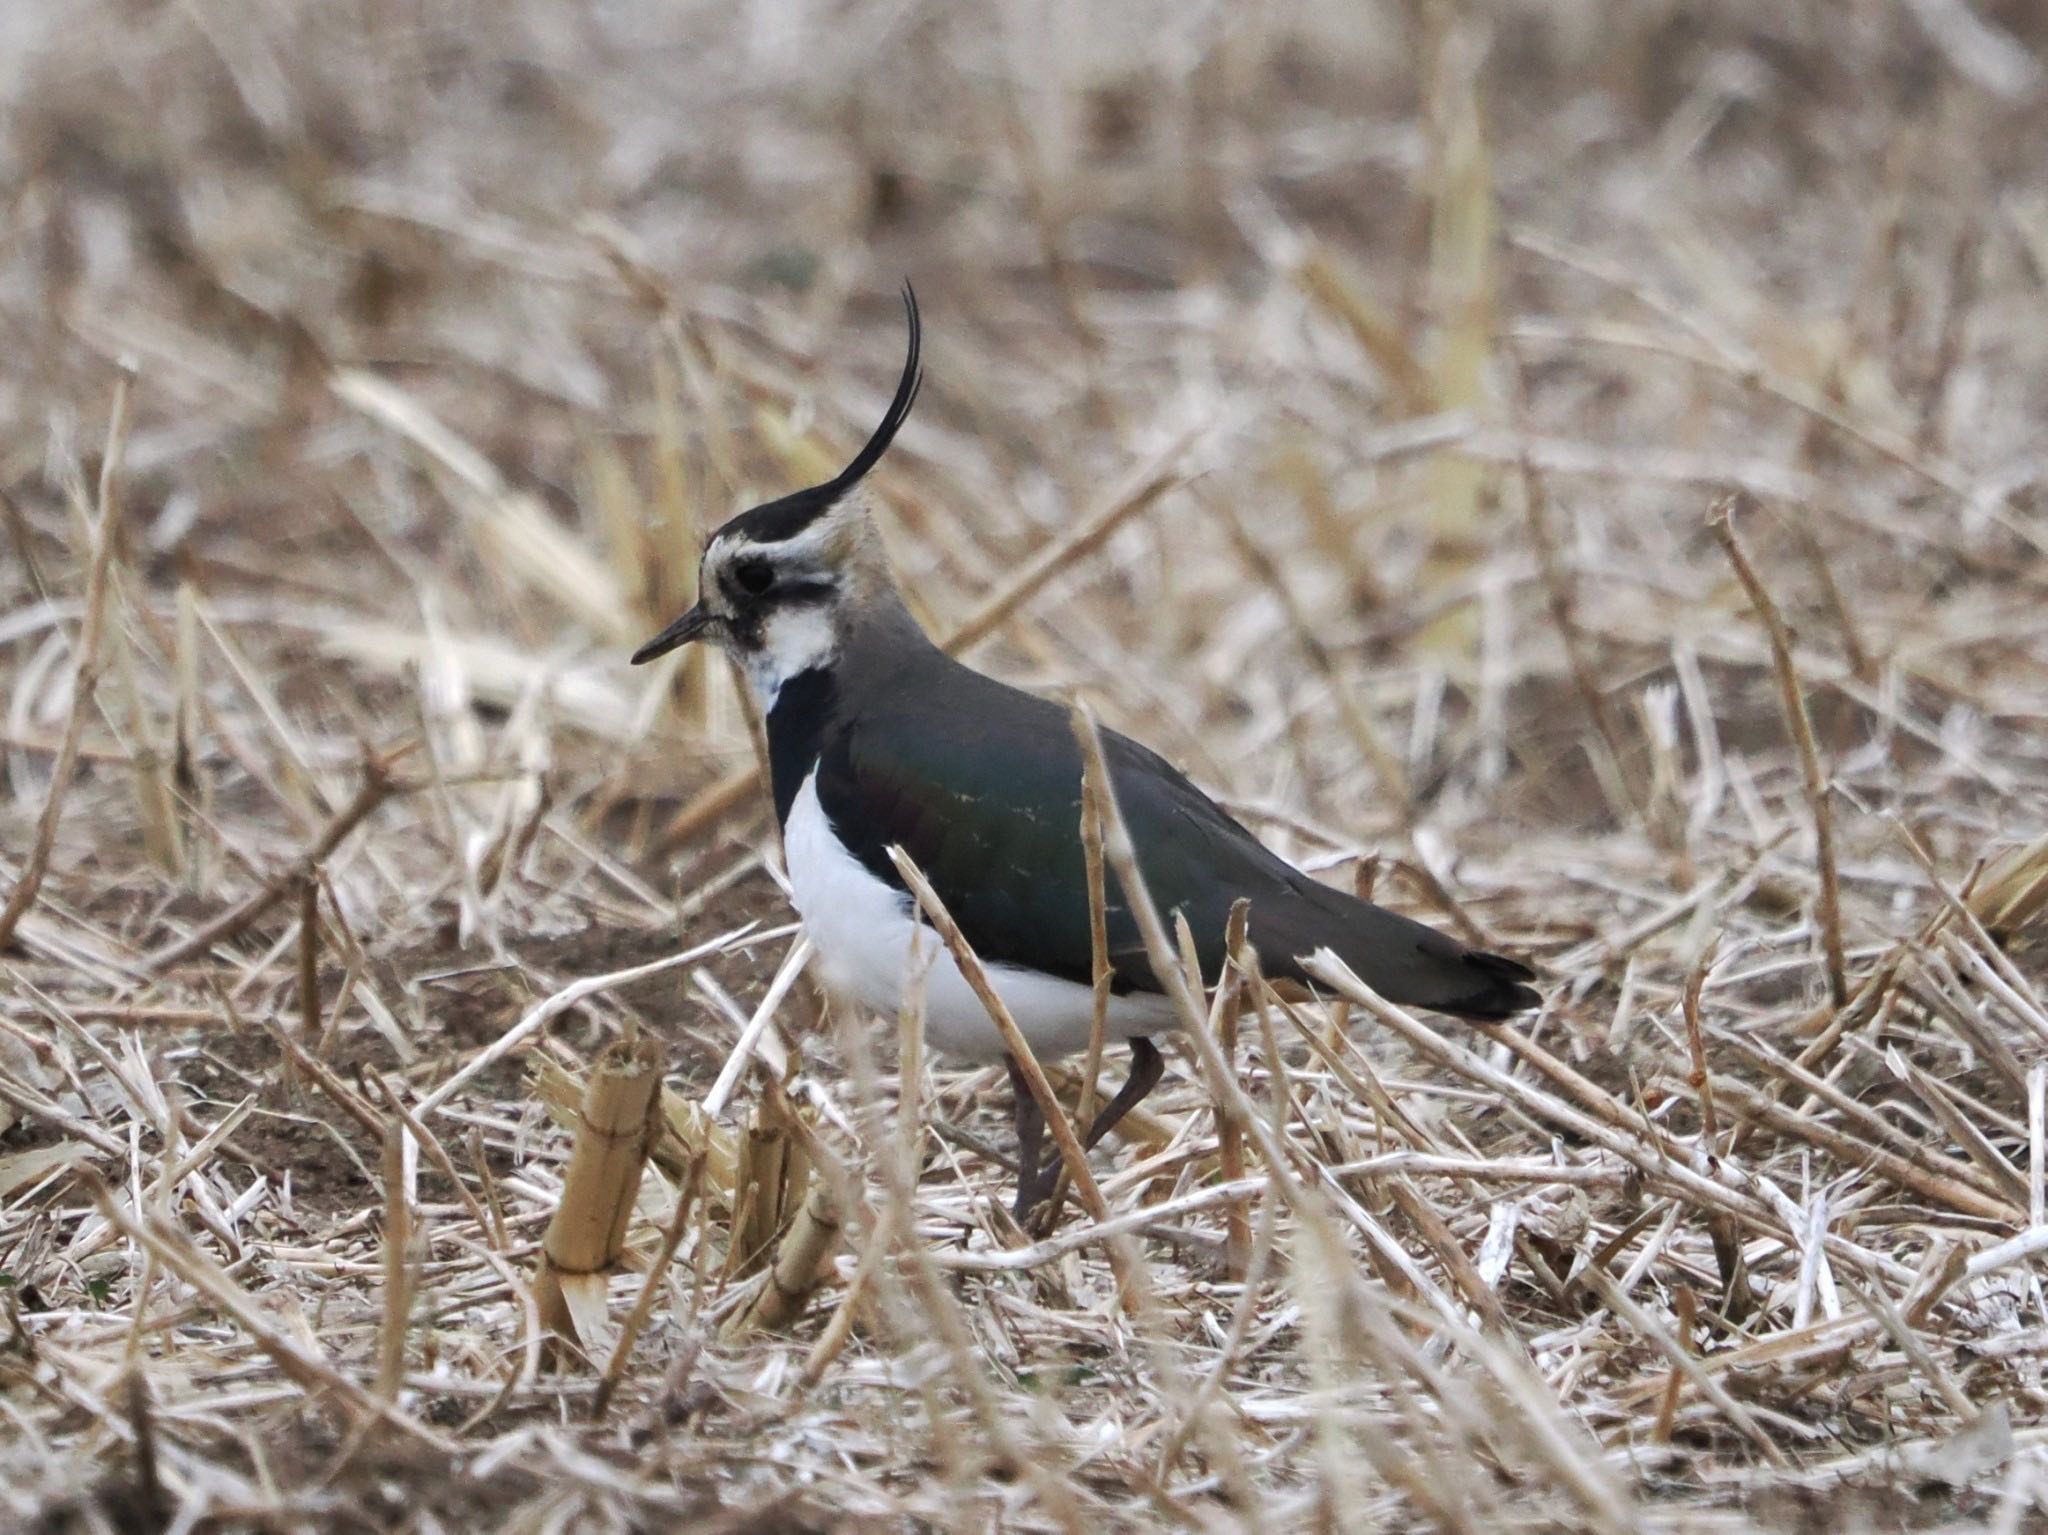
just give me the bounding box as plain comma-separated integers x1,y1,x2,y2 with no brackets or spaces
630,605,715,664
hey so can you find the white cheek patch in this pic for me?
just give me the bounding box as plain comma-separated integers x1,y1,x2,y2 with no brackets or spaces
742,605,838,710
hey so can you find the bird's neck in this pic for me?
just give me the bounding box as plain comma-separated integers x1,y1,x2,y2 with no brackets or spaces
757,589,943,829
764,665,838,828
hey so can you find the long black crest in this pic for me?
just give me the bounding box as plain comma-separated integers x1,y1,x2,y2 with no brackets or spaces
827,281,923,498
725,283,923,545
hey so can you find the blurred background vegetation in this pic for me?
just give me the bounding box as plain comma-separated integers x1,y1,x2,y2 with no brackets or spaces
7,2,2048,1529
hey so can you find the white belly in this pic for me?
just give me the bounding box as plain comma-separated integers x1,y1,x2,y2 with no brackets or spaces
782,771,1176,1062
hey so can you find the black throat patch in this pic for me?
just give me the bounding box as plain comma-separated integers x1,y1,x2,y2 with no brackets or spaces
765,667,838,826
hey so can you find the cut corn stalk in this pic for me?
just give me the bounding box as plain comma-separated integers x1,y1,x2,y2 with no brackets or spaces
534,1037,666,1362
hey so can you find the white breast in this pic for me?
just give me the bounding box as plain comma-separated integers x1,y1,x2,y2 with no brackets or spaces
781,770,1176,1062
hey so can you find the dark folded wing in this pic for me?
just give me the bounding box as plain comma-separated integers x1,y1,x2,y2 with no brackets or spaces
813,674,1536,1019
813,685,1149,988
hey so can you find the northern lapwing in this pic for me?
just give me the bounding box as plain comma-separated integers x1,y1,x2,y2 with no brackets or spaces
633,287,1540,1218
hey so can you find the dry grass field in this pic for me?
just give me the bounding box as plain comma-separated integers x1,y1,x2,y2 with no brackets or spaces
6,1,2048,1529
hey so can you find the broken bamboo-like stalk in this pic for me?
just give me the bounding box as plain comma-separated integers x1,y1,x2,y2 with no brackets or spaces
529,1053,739,1205
534,1036,665,1363
730,1088,806,1278
721,1179,841,1340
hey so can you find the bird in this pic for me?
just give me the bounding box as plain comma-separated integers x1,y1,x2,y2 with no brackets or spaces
632,286,1540,1220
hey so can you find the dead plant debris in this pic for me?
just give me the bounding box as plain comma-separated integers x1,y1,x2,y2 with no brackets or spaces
5,3,2048,1531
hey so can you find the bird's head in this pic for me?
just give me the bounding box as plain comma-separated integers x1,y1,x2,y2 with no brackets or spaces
630,286,923,706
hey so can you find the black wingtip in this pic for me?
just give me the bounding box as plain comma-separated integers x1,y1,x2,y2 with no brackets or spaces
1438,981,1544,1022
1437,952,1543,1021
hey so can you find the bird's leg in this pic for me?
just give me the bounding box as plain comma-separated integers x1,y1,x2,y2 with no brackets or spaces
1010,1039,1165,1225
1083,1036,1164,1150
1005,1055,1048,1221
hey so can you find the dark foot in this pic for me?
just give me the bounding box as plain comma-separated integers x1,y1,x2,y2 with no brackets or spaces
1013,1162,1061,1225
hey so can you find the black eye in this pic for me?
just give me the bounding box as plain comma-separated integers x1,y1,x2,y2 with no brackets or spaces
732,558,775,596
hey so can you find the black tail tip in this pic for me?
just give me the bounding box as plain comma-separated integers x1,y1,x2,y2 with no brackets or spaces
1441,950,1542,1021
